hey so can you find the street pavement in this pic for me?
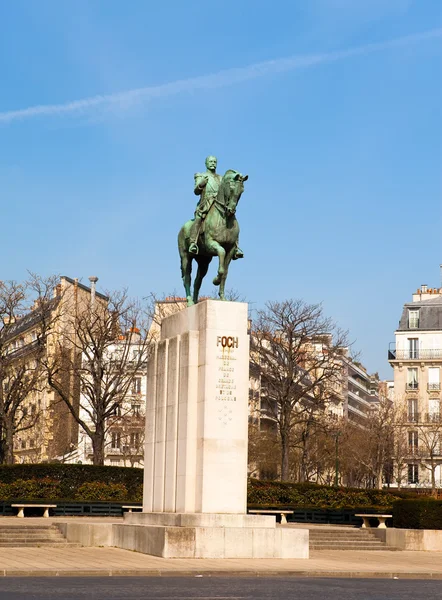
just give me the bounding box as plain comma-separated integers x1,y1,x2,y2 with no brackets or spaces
0,577,441,599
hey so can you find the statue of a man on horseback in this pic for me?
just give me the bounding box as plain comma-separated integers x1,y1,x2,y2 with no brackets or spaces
189,155,244,260
178,156,248,306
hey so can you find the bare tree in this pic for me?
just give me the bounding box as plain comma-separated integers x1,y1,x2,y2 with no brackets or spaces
416,415,442,495
45,288,152,466
390,403,409,489
250,299,349,481
0,275,57,464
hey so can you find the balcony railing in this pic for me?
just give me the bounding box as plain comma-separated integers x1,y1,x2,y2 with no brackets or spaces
406,383,419,391
406,413,442,424
389,348,442,360
428,383,441,391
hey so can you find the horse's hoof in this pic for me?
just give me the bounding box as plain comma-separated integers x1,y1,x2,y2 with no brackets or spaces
187,297,194,307
213,275,221,286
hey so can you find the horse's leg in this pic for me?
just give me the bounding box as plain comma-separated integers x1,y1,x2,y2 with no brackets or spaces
193,257,211,304
219,247,235,300
206,239,226,286
180,252,193,306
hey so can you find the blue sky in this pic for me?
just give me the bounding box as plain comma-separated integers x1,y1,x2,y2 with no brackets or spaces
1,0,441,379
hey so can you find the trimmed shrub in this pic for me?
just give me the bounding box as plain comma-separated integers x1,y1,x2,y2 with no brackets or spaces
0,478,61,501
393,499,442,529
0,464,142,501
247,479,415,510
74,482,128,502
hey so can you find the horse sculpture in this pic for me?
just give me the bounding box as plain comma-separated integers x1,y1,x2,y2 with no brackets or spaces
178,170,248,306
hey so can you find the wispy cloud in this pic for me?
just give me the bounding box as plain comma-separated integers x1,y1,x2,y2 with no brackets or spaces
0,28,440,125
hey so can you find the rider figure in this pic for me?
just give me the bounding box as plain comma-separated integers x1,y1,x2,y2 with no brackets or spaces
189,155,244,259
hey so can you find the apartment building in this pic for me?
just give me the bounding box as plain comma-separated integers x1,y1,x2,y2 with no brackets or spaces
388,280,442,488
5,276,108,463
344,358,380,425
72,335,148,468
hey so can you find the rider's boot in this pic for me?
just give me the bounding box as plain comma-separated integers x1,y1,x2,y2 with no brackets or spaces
189,217,201,255
233,244,244,260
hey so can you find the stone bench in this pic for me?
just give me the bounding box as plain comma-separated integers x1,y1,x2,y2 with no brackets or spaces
11,504,57,518
248,509,294,524
122,505,142,513
355,513,392,529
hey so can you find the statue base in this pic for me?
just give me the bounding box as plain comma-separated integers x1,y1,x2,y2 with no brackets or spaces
112,512,308,558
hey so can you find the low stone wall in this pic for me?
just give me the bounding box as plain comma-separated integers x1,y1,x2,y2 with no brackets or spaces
113,523,308,559
56,523,114,547
372,528,442,551
55,519,309,559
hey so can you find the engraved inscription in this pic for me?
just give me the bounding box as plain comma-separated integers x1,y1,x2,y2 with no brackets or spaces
215,336,240,422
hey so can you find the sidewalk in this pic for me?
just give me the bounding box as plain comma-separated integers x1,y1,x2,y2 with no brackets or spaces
0,546,441,578
0,517,441,579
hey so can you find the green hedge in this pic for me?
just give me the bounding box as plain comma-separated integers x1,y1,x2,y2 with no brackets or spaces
0,465,143,501
247,479,415,509
393,499,442,529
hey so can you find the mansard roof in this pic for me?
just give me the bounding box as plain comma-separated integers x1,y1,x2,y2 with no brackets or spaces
398,296,442,331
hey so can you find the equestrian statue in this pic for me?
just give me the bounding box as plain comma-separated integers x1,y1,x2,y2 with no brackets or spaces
178,155,248,306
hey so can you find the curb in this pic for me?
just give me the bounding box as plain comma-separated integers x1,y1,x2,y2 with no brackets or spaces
2,569,442,579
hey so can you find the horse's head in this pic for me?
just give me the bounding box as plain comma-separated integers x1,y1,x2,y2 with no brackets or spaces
221,170,249,216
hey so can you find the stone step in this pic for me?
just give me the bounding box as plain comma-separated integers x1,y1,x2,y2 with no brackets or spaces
0,525,58,530
0,525,71,547
0,529,61,537
0,538,69,543
0,541,81,547
310,540,384,546
309,535,381,540
310,544,396,551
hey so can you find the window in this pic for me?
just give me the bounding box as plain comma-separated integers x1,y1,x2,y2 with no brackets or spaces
408,463,419,484
111,431,121,449
408,431,418,452
21,439,26,449
132,378,141,394
407,368,418,390
130,432,141,447
408,398,418,422
112,404,122,417
408,310,419,329
132,404,141,417
428,368,440,391
429,399,440,422
408,338,419,359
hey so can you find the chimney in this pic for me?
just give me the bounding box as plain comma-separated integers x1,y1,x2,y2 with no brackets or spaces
89,276,98,311
421,284,428,293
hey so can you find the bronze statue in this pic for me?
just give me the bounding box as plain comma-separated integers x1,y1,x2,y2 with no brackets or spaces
178,157,248,306
189,156,243,260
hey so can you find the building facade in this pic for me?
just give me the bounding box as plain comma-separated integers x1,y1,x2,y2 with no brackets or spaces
388,281,442,488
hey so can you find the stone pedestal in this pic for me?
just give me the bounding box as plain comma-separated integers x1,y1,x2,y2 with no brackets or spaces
116,300,308,559
144,300,249,515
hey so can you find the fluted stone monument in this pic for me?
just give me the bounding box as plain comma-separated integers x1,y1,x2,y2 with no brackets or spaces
114,300,308,558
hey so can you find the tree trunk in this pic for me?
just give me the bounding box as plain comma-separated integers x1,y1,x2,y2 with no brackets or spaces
4,424,14,465
281,434,290,481
91,427,105,466
431,463,437,497
376,469,383,490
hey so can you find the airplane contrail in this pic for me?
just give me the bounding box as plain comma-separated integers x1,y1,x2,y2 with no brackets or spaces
0,27,440,125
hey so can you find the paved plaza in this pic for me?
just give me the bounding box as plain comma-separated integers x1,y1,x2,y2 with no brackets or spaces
0,544,441,578
0,518,441,578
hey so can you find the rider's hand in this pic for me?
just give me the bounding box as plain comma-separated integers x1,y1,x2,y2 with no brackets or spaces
199,175,209,188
